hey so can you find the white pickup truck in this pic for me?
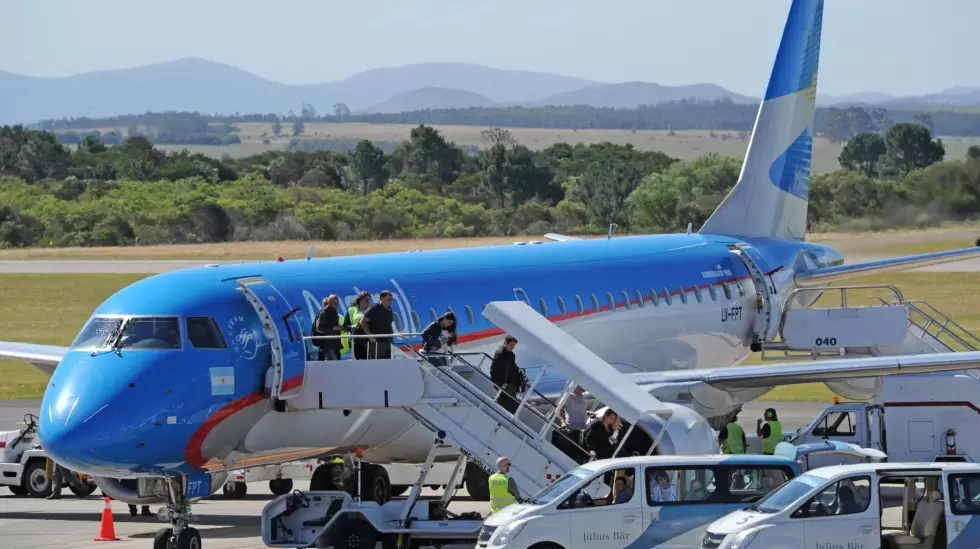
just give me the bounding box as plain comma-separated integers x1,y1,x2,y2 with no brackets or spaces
0,413,96,498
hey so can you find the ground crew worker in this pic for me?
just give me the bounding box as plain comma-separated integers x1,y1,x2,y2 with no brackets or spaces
314,295,345,360
718,411,747,454
345,291,372,359
488,457,521,513
45,457,88,499
490,335,522,414
757,408,782,455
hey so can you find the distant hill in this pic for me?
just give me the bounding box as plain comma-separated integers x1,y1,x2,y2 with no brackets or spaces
362,88,497,114
3,57,979,125
524,82,758,108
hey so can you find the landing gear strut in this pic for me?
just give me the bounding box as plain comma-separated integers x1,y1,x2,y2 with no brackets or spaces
153,477,202,549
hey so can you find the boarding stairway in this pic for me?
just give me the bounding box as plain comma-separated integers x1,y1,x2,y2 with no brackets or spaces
281,302,672,500
754,283,980,362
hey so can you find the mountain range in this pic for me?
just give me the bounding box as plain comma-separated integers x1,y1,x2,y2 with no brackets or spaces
2,58,979,126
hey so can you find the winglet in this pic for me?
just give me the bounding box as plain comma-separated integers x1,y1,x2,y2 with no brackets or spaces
543,233,581,242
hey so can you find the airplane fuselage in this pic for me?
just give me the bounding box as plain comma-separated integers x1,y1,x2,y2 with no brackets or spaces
38,232,843,477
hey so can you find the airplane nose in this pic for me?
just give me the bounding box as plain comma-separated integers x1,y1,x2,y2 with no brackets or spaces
39,352,193,474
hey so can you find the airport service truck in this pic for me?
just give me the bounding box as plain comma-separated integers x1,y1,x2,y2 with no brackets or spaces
0,413,97,498
748,371,980,469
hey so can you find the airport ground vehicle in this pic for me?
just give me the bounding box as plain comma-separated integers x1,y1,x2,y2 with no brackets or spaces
223,460,318,499
0,413,96,498
702,461,980,549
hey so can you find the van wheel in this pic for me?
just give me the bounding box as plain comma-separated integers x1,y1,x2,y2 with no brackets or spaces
8,485,28,497
269,479,293,495
23,460,51,498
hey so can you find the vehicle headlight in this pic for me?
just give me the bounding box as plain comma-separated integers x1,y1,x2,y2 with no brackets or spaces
491,521,527,546
724,528,759,549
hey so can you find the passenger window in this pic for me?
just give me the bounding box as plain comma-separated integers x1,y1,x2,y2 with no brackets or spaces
728,467,791,500
692,287,702,303
187,317,227,349
464,305,475,324
556,296,567,316
812,411,857,437
649,289,659,307
514,288,530,305
575,295,585,315
392,312,404,332
559,467,637,509
410,310,422,332
429,308,438,323
792,476,871,518
722,283,732,300
590,294,601,313
117,317,182,350
646,467,716,504
678,286,687,304
605,292,616,311
538,297,549,316
621,291,631,310
737,283,746,297
634,289,644,308
663,288,672,306
708,284,718,301
947,473,980,514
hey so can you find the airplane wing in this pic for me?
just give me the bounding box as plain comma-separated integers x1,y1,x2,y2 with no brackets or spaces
796,246,980,286
542,233,581,242
0,341,67,376
628,351,980,391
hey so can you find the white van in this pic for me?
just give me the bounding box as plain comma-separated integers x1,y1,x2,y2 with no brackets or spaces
478,454,803,549
702,461,980,549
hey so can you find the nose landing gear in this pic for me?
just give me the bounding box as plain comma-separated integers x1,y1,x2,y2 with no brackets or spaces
153,477,202,549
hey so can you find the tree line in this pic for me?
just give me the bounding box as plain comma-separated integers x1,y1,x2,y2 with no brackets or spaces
0,123,977,249
32,102,980,146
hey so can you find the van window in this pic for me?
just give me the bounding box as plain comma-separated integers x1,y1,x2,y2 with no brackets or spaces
813,411,857,437
791,476,871,518
646,467,715,504
728,467,792,499
559,467,637,509
187,317,227,349
948,473,980,515
750,473,824,514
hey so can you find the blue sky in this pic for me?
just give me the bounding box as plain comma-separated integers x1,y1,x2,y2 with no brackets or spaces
3,0,976,97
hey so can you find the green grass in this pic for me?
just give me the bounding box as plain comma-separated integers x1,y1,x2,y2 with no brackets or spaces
0,274,147,399
1,271,976,401
81,122,980,174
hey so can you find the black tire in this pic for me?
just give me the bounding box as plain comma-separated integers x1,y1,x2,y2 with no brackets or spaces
23,460,51,498
69,482,96,497
361,464,390,504
223,482,247,499
390,484,410,497
311,462,346,491
464,462,490,501
336,520,378,549
176,526,202,549
153,528,173,549
269,478,293,495
8,485,28,497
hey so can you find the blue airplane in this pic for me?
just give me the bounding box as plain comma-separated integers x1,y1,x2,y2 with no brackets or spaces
2,1,980,548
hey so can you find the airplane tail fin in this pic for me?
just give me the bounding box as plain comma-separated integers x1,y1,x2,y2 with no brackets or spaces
699,0,824,241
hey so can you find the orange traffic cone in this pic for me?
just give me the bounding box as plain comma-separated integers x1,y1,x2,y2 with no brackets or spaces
94,496,120,541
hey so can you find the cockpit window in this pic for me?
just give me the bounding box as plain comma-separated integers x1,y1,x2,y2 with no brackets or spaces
72,317,123,348
186,317,227,349
117,317,182,349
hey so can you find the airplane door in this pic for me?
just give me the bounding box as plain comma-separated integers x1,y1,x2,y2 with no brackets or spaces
238,277,307,400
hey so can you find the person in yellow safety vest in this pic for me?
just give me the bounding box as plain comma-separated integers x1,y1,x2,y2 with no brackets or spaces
345,291,372,360
718,411,746,454
757,408,783,455
489,456,522,513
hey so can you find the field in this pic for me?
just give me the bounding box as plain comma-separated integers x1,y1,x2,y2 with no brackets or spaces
79,121,980,173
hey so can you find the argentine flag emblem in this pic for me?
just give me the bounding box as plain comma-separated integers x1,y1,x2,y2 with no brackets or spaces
210,367,236,396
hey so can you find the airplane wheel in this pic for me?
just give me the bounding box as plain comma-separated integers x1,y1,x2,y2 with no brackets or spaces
69,483,96,497
361,464,390,504
336,519,378,549
176,526,202,549
223,482,247,499
269,479,293,495
464,463,490,501
311,461,346,491
153,528,173,549
23,460,51,498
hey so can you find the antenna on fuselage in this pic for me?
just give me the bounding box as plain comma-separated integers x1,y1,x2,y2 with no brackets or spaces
607,223,617,240
687,223,693,235
306,244,315,261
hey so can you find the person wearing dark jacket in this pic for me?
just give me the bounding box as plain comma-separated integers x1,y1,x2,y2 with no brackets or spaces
585,409,619,461
313,295,343,360
345,291,372,360
421,312,457,366
359,290,395,359
490,335,522,414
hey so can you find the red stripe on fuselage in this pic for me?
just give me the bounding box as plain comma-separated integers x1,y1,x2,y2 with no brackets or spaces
183,267,779,469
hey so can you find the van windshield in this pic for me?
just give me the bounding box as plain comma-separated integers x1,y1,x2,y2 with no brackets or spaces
747,473,824,514
526,467,590,505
